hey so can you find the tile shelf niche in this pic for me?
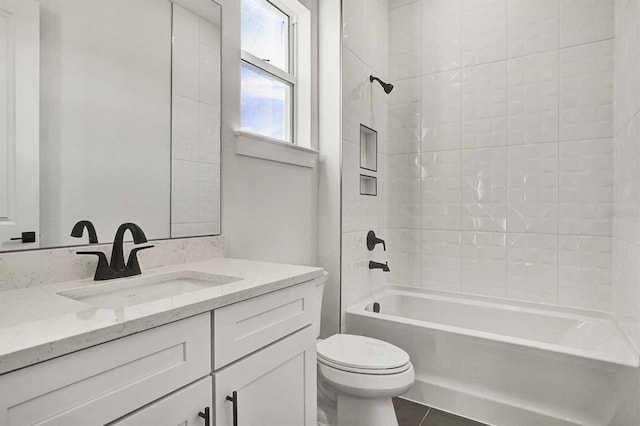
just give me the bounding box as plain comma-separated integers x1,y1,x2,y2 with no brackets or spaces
360,124,377,172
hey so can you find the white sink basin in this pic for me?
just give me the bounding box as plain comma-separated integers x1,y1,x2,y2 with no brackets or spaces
57,271,241,309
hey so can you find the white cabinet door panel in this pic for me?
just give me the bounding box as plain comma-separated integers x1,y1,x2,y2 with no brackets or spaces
111,377,212,426
213,326,317,426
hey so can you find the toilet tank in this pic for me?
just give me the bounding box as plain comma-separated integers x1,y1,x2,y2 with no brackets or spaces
313,272,328,338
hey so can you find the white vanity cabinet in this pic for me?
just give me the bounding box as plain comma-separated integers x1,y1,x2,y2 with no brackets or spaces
0,280,318,426
0,313,211,426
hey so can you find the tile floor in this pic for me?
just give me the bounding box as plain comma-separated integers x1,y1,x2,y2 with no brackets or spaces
392,398,487,426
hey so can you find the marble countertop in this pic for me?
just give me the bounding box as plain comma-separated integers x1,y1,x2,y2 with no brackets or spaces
0,257,325,375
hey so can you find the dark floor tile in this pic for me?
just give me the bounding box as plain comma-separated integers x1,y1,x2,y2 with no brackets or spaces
393,397,430,426
420,408,487,426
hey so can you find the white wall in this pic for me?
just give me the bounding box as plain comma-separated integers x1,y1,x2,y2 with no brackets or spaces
318,0,343,337
39,0,172,246
612,0,640,348
220,0,320,268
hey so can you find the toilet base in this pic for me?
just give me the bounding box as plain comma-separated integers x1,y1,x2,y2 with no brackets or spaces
336,394,398,426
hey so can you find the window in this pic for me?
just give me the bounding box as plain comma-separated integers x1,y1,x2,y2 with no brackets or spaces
241,0,296,143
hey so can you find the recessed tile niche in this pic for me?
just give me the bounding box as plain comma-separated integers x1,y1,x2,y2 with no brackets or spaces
360,174,377,196
360,124,377,172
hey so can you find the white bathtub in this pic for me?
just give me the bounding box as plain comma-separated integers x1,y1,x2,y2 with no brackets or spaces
346,286,640,426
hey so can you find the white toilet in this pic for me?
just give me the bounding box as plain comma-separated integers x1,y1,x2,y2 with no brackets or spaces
313,279,415,426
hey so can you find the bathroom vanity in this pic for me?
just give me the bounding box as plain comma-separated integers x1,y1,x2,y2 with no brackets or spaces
0,258,326,426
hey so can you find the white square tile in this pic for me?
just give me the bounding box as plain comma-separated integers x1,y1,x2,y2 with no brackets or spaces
462,0,507,66
387,228,421,285
421,0,462,74
560,0,614,47
462,61,507,148
389,1,422,80
343,0,364,57
172,30,199,100
173,5,199,40
388,77,422,154
559,235,612,311
199,44,220,107
342,140,362,232
172,95,199,162
342,49,363,144
390,0,418,8
362,64,388,141
421,230,461,291
198,222,220,235
421,150,461,230
559,40,614,141
461,231,507,297
171,159,198,203
341,231,365,309
198,103,221,165
363,0,389,76
507,142,559,233
461,147,508,232
421,70,462,152
507,0,559,57
388,154,421,229
559,138,613,236
199,19,220,49
171,223,199,238
507,233,558,303
171,160,198,223
507,51,559,145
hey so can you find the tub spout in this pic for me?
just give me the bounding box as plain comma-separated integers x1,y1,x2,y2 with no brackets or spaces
369,261,390,272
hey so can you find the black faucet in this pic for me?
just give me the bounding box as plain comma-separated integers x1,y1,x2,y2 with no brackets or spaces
77,223,154,281
367,230,386,251
369,261,390,272
71,220,99,244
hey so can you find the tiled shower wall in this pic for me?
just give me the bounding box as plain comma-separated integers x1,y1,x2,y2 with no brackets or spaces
612,0,640,348
341,0,389,329
384,0,615,310
171,5,222,238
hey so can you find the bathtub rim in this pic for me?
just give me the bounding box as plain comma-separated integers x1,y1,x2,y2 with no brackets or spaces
346,285,640,368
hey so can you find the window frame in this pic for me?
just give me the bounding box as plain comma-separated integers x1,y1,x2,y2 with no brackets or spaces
240,0,298,144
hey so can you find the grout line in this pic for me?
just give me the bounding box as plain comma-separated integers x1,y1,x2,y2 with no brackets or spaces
419,407,431,426
390,37,614,85
458,0,464,294
504,0,509,299
557,0,561,305
384,137,613,157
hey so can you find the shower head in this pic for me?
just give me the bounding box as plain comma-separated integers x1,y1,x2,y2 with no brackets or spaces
369,75,394,94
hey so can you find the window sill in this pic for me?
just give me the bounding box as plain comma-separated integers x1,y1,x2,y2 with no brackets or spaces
234,132,318,168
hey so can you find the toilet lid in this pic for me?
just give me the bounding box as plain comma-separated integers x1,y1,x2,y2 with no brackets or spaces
317,334,410,371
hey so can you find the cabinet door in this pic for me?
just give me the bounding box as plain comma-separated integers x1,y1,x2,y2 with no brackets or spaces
213,327,317,426
111,377,212,426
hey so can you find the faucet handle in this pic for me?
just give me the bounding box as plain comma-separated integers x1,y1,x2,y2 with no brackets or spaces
367,230,386,251
76,251,115,281
125,245,155,276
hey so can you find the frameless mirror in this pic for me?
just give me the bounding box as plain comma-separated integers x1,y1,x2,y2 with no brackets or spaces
0,0,221,252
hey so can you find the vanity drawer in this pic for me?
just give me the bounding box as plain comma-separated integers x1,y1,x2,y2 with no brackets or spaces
212,281,315,369
0,313,211,426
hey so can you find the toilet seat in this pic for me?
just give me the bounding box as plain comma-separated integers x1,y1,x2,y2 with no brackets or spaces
317,334,410,375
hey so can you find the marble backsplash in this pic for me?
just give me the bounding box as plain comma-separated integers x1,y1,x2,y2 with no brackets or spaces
0,236,224,291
